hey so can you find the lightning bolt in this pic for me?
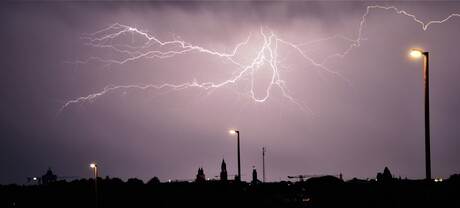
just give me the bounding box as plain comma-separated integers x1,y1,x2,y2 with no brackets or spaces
59,5,460,115
59,25,327,115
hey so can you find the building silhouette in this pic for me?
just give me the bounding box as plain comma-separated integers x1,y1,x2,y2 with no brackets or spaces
196,167,206,182
41,167,57,186
220,159,228,182
8,164,460,207
377,167,393,182
252,166,260,184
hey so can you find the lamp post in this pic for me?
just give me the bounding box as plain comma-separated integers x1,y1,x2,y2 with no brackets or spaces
90,163,98,207
410,49,431,181
229,129,241,182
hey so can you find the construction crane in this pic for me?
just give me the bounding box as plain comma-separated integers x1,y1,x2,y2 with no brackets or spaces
287,174,342,182
214,174,246,179
168,179,194,183
287,175,310,182
57,176,79,181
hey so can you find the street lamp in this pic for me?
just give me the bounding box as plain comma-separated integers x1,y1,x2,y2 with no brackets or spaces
229,129,241,182
90,163,98,207
90,163,98,178
410,48,431,181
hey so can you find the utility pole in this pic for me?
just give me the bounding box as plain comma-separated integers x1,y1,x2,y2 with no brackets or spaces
262,147,266,183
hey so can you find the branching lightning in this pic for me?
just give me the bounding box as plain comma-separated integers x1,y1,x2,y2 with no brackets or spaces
59,5,460,115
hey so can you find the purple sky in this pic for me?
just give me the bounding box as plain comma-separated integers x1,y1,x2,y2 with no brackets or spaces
1,1,460,185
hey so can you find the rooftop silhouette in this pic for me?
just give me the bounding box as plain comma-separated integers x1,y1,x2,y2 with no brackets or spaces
4,166,460,208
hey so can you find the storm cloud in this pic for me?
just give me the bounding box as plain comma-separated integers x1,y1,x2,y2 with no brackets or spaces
1,1,460,184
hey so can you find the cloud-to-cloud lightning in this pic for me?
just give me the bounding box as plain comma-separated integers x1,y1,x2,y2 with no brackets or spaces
60,25,328,114
60,5,460,115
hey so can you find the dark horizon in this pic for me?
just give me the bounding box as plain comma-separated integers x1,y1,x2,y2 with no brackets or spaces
3,170,460,208
1,1,460,185
20,165,460,187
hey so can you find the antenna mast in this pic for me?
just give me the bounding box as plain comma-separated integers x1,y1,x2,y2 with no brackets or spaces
262,147,266,183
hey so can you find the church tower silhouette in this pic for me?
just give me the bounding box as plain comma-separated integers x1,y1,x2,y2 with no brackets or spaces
220,159,228,181
196,167,206,182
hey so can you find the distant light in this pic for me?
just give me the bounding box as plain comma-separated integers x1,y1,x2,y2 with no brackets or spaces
434,178,443,182
410,49,423,58
90,163,97,168
33,177,37,181
229,129,237,134
168,179,171,183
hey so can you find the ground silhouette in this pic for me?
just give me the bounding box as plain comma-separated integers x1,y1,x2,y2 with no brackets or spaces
1,173,459,208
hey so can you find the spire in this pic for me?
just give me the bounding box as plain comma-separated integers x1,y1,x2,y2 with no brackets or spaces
220,159,228,182
196,167,205,182
221,158,227,171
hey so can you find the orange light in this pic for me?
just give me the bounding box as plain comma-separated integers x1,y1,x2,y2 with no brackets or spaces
410,49,423,58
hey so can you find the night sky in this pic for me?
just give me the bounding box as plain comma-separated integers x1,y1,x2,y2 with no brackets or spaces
1,1,460,185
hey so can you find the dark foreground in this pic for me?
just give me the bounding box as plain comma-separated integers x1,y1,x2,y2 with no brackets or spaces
1,175,459,208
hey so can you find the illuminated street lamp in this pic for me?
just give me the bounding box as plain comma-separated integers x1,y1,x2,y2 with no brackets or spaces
410,49,423,58
90,163,98,207
90,163,98,181
410,48,431,181
229,129,241,182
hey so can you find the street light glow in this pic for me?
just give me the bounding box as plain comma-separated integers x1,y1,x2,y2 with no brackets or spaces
90,163,97,168
410,49,423,58
229,129,237,134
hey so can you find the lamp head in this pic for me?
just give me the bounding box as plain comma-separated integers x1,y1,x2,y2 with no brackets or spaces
229,129,238,134
90,163,97,168
410,49,424,58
